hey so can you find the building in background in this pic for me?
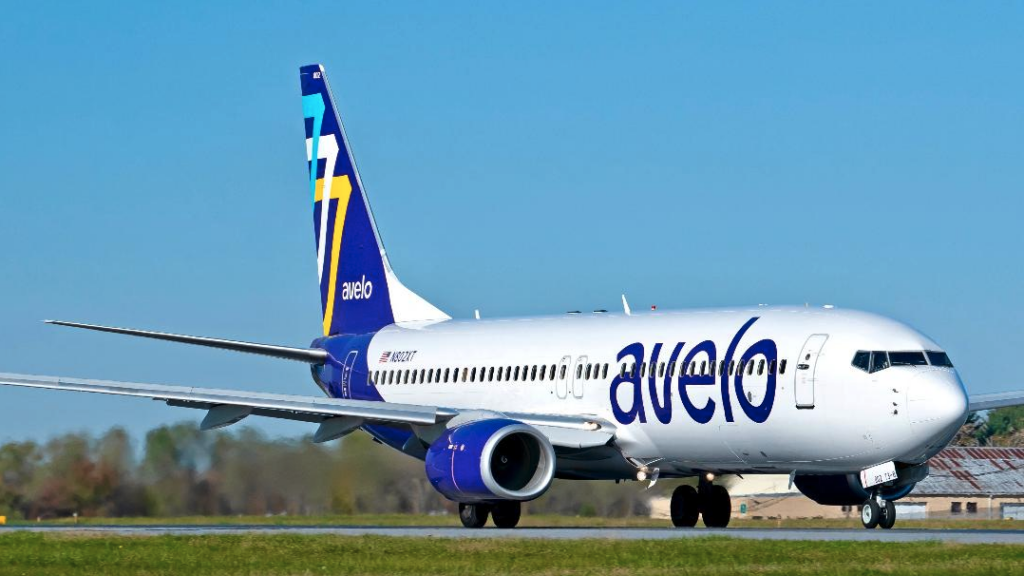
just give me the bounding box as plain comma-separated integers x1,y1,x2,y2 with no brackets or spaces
650,447,1024,520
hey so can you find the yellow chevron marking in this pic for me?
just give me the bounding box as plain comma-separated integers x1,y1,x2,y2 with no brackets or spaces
322,175,353,335
314,176,350,203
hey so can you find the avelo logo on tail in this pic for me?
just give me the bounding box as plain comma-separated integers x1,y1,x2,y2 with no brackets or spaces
341,275,374,301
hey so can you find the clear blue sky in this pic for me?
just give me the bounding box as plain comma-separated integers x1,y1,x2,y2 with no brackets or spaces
1,3,1022,444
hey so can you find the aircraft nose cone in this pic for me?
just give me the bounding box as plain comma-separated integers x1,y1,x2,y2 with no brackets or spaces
907,369,969,437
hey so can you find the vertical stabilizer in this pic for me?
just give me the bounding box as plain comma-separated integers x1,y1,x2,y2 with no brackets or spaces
300,64,449,335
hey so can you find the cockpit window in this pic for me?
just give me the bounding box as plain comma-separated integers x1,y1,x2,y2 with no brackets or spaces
869,351,890,373
927,351,954,367
889,351,928,366
851,351,871,372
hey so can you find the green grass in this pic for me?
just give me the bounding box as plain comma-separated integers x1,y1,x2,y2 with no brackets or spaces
9,514,1022,531
0,533,1021,575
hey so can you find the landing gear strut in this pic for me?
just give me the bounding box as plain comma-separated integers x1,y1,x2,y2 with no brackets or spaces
670,475,731,528
861,495,896,529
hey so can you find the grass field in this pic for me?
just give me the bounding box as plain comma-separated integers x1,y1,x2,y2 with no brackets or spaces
9,513,1022,531
0,532,1022,575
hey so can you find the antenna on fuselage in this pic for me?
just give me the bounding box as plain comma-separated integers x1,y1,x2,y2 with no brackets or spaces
621,294,632,316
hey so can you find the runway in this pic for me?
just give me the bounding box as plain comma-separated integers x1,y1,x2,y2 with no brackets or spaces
5,525,1024,544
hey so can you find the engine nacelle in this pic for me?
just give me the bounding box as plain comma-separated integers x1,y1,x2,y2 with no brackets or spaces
424,418,555,502
794,473,917,506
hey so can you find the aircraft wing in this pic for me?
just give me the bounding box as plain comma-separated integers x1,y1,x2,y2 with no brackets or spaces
0,372,615,448
968,390,1024,412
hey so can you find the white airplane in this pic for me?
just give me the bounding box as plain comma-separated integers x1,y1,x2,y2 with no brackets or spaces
3,64,1021,530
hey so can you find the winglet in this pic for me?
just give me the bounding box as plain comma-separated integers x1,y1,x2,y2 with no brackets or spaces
621,294,632,316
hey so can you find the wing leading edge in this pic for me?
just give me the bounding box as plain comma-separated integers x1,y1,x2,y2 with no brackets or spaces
969,390,1024,412
0,373,615,448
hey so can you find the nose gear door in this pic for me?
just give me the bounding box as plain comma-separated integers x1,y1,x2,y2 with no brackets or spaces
795,334,828,409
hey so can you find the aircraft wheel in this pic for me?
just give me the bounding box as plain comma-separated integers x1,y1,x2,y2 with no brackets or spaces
670,485,700,527
701,484,732,528
491,501,521,529
861,499,881,529
878,500,896,530
459,503,490,528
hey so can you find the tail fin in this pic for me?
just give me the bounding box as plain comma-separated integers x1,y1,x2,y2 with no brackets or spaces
300,64,449,335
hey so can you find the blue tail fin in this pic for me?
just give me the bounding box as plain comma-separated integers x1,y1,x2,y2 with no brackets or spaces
300,64,448,335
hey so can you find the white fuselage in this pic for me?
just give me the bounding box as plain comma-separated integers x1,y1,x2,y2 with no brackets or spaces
362,306,968,476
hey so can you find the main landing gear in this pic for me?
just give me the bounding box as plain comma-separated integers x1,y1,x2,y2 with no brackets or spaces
861,495,896,529
670,474,731,528
459,501,522,529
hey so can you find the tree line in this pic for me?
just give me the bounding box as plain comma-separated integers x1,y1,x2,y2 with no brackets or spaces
0,422,651,520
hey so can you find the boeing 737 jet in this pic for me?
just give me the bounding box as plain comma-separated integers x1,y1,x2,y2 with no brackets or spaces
4,64,1023,529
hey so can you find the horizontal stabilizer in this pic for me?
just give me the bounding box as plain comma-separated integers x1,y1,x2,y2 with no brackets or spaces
45,320,328,364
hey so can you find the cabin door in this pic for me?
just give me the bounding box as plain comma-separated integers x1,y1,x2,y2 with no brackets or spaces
795,334,828,409
341,350,359,399
572,355,588,399
556,355,571,399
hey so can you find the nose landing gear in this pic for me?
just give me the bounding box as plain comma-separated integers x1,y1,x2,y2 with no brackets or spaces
670,474,732,528
861,495,896,529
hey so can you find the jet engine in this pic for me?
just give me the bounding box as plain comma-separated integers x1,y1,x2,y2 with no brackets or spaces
424,418,555,502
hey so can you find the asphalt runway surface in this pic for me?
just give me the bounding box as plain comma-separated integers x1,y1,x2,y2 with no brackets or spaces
5,525,1024,544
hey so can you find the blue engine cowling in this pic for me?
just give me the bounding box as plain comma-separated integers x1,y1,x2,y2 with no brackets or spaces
424,418,556,503
794,473,916,506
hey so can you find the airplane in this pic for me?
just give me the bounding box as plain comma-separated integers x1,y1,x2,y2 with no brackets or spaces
3,63,1023,530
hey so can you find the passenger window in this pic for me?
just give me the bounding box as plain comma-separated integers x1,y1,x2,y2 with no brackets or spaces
709,361,716,376
522,365,529,381
768,359,777,375
668,362,676,377
471,367,478,382
641,362,647,378
747,361,754,376
576,364,583,379
602,363,609,379
488,367,495,382
411,370,417,384
496,367,503,382
851,351,870,372
658,362,665,377
530,365,537,381
563,365,570,380
514,366,521,381
870,351,890,373
549,365,556,380
629,363,636,378
700,361,707,376
729,360,735,376
586,364,593,380
757,359,765,376
926,351,954,367
619,363,626,378
689,362,696,376
779,359,787,374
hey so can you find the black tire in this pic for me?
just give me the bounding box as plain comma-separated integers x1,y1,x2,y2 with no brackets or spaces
670,485,700,527
491,501,522,529
459,503,490,528
879,500,896,530
861,499,881,529
701,485,731,528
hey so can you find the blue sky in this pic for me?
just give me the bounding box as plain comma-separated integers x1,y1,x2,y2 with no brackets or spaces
1,3,1022,443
